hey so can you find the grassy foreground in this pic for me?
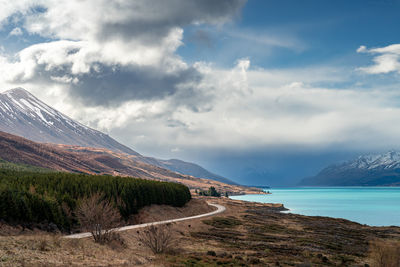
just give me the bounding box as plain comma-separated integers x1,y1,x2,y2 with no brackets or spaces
1,197,400,266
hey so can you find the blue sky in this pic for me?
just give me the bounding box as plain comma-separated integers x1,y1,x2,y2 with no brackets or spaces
1,0,400,185
179,0,400,69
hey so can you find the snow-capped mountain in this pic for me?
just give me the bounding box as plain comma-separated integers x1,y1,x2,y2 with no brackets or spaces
300,151,400,186
0,88,139,155
347,151,400,170
0,87,236,184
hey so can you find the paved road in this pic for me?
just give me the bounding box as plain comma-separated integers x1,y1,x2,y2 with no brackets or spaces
65,202,226,239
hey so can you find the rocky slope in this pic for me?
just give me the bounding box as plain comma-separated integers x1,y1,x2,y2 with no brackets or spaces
300,151,400,186
0,87,235,184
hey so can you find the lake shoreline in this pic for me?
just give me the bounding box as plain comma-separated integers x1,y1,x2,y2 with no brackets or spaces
230,186,400,227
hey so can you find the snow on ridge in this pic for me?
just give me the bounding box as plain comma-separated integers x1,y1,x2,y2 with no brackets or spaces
0,87,136,155
1,88,93,132
348,150,400,170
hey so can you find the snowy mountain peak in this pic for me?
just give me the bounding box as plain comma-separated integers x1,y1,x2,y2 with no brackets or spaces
1,87,80,128
0,87,140,155
351,150,400,170
4,87,33,98
0,87,235,184
300,150,400,186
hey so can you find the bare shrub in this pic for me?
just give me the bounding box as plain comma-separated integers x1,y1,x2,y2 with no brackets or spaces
368,239,400,267
76,193,121,244
136,224,176,254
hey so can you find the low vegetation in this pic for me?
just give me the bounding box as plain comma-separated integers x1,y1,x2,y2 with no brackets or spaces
1,198,400,266
136,224,176,254
0,168,191,231
368,239,400,267
0,158,53,173
202,217,242,228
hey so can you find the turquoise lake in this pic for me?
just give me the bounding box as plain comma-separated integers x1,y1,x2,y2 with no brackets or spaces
230,187,400,226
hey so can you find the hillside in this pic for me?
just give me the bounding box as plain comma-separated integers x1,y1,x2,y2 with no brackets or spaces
0,88,235,184
300,151,400,186
0,131,260,194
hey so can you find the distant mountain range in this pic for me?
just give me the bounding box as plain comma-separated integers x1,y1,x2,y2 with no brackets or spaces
0,88,235,185
300,151,400,186
140,157,236,185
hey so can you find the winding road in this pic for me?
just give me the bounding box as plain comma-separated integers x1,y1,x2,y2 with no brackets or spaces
65,202,226,239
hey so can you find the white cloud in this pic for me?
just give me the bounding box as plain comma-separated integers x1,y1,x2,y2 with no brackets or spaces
357,44,400,74
356,45,367,53
9,27,22,36
0,0,246,107
0,0,36,27
47,60,400,158
2,1,400,161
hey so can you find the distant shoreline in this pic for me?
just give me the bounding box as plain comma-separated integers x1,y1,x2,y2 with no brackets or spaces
230,187,400,227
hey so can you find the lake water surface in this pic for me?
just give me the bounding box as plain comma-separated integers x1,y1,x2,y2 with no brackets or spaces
230,187,400,226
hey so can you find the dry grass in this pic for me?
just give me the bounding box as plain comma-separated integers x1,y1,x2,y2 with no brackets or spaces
1,197,400,266
0,198,210,266
368,239,400,267
0,233,151,266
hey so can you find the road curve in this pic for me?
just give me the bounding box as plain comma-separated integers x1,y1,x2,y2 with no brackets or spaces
65,202,226,239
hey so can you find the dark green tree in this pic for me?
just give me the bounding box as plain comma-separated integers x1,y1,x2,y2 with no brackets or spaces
208,187,221,197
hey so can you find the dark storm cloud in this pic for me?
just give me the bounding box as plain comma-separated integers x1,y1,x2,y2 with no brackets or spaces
9,59,204,108
8,0,247,108
99,0,247,42
69,64,203,107
191,147,363,186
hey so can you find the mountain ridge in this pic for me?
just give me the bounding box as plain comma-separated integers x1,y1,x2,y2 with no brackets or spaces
140,157,237,185
0,130,258,194
300,150,400,186
0,87,235,185
0,87,139,155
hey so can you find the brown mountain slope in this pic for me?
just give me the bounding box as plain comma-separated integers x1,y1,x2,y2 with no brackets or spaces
0,131,261,194
1,132,151,178
0,87,236,185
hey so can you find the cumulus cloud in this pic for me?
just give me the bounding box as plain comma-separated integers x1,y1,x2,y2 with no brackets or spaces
357,44,400,74
70,64,202,106
22,0,246,42
0,39,203,106
2,0,400,163
54,58,400,160
0,0,35,27
0,0,246,107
